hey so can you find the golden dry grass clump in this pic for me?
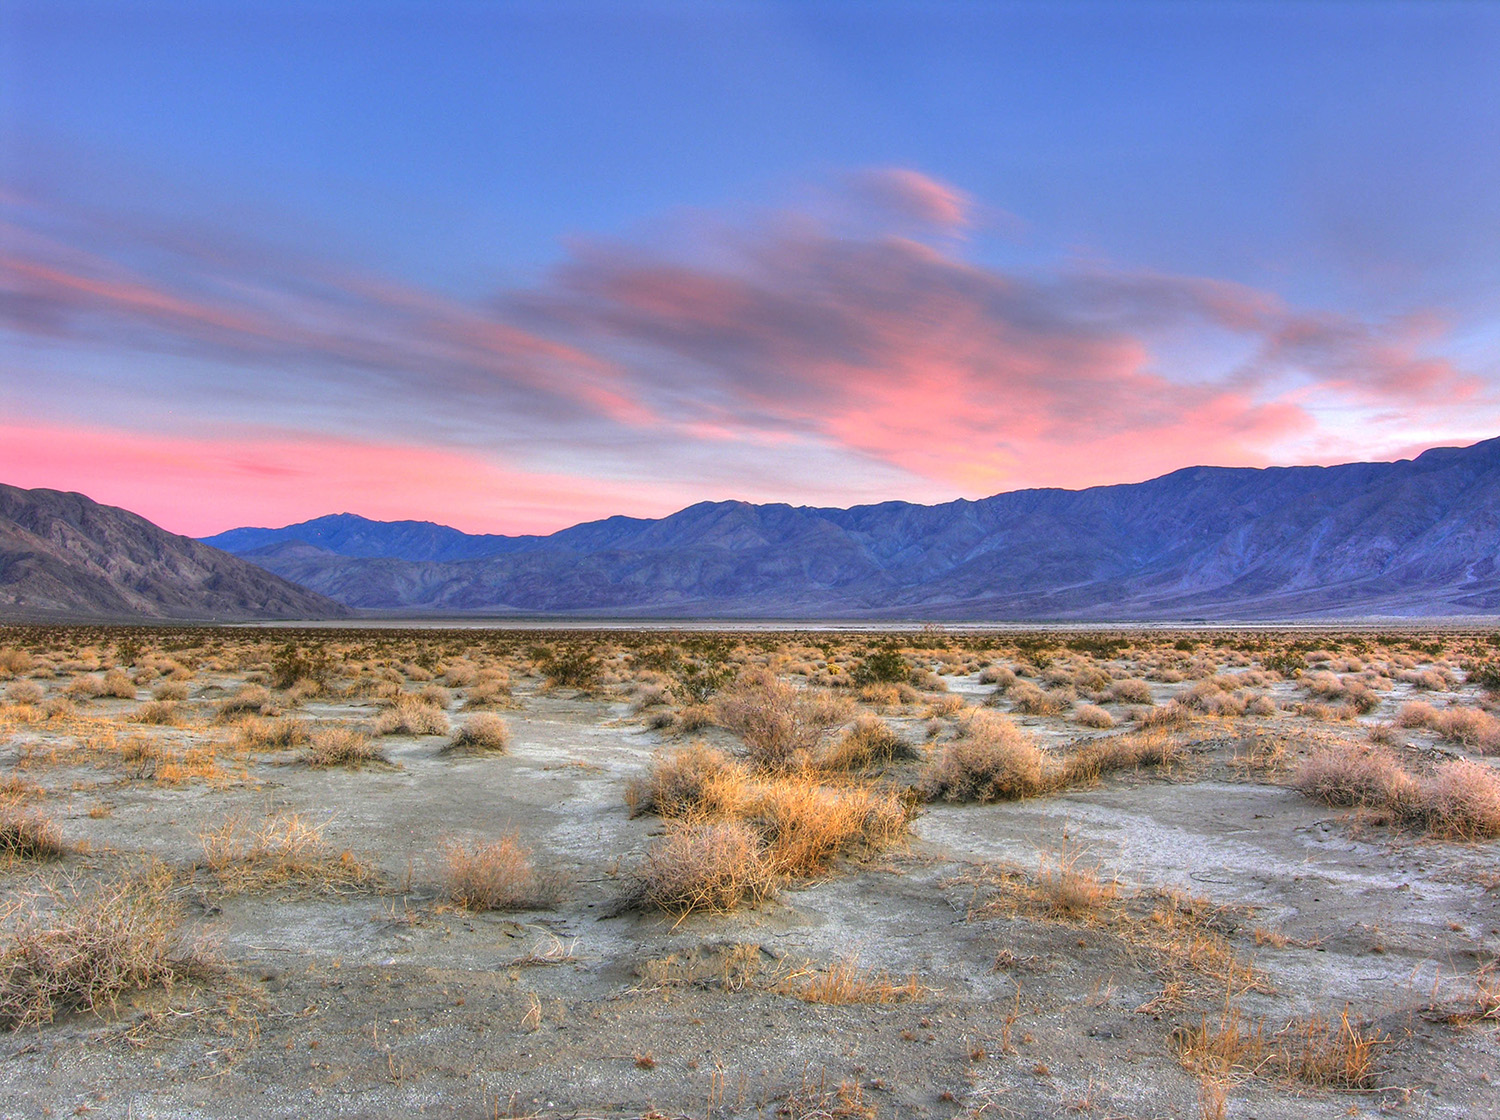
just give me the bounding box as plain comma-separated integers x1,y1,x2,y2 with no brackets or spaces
1294,743,1412,807
748,779,907,878
0,867,197,1029
713,674,853,770
919,710,1047,802
4,681,44,707
200,813,379,895
151,680,190,702
0,649,34,678
626,738,909,913
443,713,511,754
0,805,65,861
235,715,312,750
1174,1004,1386,1091
1397,701,1500,753
638,820,776,916
303,726,388,768
374,695,450,737
820,714,919,770
626,743,748,819
1007,680,1072,716
1295,743,1500,839
439,832,558,911
1073,702,1116,729
212,684,277,722
129,699,183,726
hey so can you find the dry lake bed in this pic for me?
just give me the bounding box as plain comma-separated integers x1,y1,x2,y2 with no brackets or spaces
0,624,1497,1119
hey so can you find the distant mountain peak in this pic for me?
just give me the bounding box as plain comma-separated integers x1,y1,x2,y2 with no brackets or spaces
0,485,349,622
200,437,1500,619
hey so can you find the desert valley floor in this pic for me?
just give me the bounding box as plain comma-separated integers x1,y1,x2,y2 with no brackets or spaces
0,625,1497,1119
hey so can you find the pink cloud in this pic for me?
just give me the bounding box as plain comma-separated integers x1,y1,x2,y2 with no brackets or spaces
2,168,1491,524
847,168,972,229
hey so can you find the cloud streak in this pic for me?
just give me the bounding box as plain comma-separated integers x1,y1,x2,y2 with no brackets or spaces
1,170,1491,531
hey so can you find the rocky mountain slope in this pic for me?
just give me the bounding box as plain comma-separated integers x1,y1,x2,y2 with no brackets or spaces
0,485,350,621
203,438,1500,619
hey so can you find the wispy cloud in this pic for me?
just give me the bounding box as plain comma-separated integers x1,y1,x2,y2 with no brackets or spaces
0,171,1490,532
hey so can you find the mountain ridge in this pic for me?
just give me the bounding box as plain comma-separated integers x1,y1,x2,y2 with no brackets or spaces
0,485,351,622
201,438,1500,619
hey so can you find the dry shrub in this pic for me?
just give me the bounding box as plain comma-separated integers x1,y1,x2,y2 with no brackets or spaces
821,714,918,770
0,650,33,677
213,684,275,722
0,806,64,861
4,681,43,707
749,780,907,878
1427,706,1500,753
1294,744,1414,808
98,669,136,700
1035,849,1118,918
714,677,852,770
441,662,477,688
1008,681,1071,716
443,713,511,754
1175,1004,1386,1090
631,682,675,712
1073,703,1116,729
978,664,1016,688
130,700,182,726
374,695,450,737
783,956,923,1005
1399,668,1451,691
638,820,775,915
1110,678,1154,705
416,683,451,708
857,682,902,707
303,726,387,768
920,711,1046,802
1137,700,1191,728
463,677,514,709
627,744,748,819
200,813,378,895
779,1071,876,1120
151,680,189,702
1296,745,1500,839
1061,731,1178,784
0,868,195,1029
440,833,558,911
1413,760,1500,840
235,716,311,750
676,703,714,731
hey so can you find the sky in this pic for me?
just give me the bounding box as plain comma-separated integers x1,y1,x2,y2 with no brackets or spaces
2,0,1498,537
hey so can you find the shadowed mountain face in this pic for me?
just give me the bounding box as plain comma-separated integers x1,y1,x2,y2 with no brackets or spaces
202,438,1500,619
0,486,350,622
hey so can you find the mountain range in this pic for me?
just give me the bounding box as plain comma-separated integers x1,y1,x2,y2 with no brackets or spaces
0,485,348,622
195,437,1500,620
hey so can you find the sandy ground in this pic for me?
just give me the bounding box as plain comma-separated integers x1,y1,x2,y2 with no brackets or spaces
0,631,1497,1119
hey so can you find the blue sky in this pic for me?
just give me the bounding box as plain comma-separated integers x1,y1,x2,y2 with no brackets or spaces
2,1,1498,534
